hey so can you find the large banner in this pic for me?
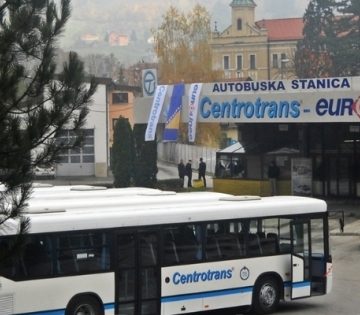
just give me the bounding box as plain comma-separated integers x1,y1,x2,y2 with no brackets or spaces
135,76,360,126
197,77,360,123
188,83,203,142
163,83,185,142
145,85,168,141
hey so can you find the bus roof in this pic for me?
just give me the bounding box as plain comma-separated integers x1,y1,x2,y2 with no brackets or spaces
1,189,327,235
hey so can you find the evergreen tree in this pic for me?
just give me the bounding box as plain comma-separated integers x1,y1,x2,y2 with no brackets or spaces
295,0,359,78
133,124,157,188
111,116,134,187
330,0,360,76
295,0,334,78
0,0,96,236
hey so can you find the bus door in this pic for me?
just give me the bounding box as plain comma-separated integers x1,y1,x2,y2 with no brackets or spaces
116,230,160,315
290,220,311,299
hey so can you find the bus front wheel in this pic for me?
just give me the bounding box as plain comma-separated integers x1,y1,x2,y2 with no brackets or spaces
252,276,280,314
66,295,103,315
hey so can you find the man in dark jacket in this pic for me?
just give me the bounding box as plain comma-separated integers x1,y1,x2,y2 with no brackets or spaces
268,160,280,195
185,160,192,187
198,157,206,187
177,159,185,187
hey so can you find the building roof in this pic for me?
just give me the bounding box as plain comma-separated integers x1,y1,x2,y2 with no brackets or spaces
218,141,245,154
256,18,304,41
231,0,256,7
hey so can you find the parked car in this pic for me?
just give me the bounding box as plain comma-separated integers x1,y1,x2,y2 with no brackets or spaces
34,165,55,179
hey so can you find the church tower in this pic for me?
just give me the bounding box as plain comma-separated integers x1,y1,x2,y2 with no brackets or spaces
230,0,257,36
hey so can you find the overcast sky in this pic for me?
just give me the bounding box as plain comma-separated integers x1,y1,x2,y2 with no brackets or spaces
207,0,310,31
255,0,310,19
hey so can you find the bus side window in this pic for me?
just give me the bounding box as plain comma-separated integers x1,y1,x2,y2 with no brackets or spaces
140,233,157,266
163,230,179,265
248,233,262,256
0,239,16,278
23,237,52,278
279,219,292,253
260,219,280,256
56,236,79,274
205,230,222,260
56,232,110,275
247,220,263,256
174,225,201,263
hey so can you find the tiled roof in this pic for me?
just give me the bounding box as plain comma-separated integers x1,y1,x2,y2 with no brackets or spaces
256,18,304,41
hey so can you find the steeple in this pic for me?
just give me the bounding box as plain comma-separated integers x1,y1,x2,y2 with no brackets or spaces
230,0,256,8
230,0,256,36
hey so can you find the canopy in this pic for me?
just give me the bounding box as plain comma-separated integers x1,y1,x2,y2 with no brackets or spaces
218,142,245,154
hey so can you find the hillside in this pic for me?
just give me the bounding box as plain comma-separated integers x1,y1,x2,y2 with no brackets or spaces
59,0,232,64
59,0,308,66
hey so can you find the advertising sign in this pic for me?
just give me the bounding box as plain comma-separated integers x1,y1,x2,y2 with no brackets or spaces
198,77,360,123
291,158,312,196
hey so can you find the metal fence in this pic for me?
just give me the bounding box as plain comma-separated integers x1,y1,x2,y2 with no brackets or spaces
157,142,218,175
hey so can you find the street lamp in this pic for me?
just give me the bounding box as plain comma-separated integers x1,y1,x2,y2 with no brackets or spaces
280,58,289,79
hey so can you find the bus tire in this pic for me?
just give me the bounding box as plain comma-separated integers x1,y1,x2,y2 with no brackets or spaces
66,295,103,315
252,276,280,314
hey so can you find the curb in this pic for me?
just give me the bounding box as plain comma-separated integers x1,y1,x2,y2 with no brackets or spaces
330,232,360,236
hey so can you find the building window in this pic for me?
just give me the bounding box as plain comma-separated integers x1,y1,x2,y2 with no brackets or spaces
236,55,243,70
250,54,256,70
223,56,230,70
237,18,242,30
57,129,95,164
272,54,279,68
112,92,128,104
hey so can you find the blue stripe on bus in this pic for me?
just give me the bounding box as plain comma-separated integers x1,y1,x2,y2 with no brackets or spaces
104,303,115,310
284,281,311,288
16,303,115,315
161,286,253,303
18,310,65,315
292,281,311,288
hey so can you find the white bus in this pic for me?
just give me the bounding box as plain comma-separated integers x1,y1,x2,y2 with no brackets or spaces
0,188,332,315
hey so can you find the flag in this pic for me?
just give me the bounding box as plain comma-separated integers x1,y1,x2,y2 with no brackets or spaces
188,83,203,142
163,83,185,141
145,85,168,141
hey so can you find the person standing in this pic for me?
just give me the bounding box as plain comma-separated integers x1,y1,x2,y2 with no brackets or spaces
185,160,193,188
177,159,185,187
268,160,280,195
198,157,206,187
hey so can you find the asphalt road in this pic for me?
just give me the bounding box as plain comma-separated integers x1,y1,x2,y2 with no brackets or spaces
205,235,360,315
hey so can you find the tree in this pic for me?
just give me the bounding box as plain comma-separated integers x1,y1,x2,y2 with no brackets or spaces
295,0,359,78
153,5,220,84
0,0,96,237
111,116,134,187
133,124,158,187
152,5,222,147
329,0,360,76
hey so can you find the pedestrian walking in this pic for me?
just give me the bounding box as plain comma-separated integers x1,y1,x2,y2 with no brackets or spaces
185,160,193,188
177,159,185,187
198,157,206,187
